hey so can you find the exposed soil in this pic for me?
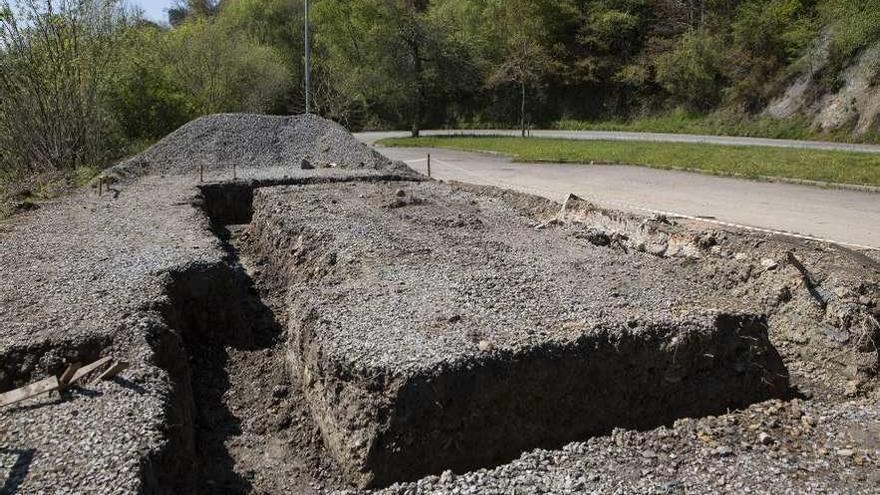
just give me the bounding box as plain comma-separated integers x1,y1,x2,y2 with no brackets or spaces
172,177,877,493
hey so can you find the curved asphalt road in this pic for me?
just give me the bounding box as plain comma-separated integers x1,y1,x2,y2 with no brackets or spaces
354,132,880,249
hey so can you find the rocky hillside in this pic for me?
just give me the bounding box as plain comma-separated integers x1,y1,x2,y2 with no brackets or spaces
767,32,880,137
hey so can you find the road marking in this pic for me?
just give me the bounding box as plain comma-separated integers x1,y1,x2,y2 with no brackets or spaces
404,158,878,251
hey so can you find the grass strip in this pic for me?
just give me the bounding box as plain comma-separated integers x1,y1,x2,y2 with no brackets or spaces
379,136,880,187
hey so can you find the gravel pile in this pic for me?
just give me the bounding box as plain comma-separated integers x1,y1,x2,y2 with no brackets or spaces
111,113,411,180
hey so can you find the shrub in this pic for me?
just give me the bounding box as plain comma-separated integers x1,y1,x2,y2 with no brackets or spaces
0,0,126,173
655,30,726,111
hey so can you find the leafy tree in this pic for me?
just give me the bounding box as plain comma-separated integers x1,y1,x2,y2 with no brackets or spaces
0,0,126,172
217,0,305,112
655,30,726,111
161,17,290,115
313,0,478,135
726,0,818,111
483,0,563,136
105,24,193,141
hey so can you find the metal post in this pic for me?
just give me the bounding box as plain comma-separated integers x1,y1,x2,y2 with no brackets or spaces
304,0,311,114
233,163,237,180
427,153,431,178
199,164,204,183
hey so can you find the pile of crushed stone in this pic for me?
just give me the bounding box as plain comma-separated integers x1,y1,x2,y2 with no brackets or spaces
111,113,410,180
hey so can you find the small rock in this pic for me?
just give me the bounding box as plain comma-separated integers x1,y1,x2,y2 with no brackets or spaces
836,449,854,457
448,314,461,324
582,228,611,247
844,380,859,397
440,470,454,483
758,432,774,445
825,325,850,344
273,414,291,431
713,446,733,457
272,385,289,398
301,158,314,170
761,258,778,270
395,189,406,197
478,340,493,352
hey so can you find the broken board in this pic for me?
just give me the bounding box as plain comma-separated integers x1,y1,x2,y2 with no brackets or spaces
0,376,60,408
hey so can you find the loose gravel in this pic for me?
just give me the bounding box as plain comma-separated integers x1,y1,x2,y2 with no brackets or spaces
0,113,878,494
0,115,415,494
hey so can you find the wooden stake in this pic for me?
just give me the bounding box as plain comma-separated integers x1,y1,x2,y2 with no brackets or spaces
0,376,60,408
98,178,103,196
59,362,83,389
68,356,113,385
91,361,129,385
427,153,431,178
233,163,237,180
199,164,204,183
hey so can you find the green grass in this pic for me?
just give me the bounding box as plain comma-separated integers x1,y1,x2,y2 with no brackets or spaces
379,136,880,187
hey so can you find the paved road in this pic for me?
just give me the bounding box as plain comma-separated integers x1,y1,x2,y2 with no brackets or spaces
365,145,880,250
357,129,880,153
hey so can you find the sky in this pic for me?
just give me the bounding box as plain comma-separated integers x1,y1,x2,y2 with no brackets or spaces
131,0,174,23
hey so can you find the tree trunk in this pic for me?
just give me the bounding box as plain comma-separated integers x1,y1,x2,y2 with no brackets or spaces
411,120,421,138
409,38,424,138
521,80,526,138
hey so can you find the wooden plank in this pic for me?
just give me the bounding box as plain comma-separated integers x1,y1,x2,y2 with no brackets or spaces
59,363,83,389
0,376,60,408
68,356,113,385
91,361,129,385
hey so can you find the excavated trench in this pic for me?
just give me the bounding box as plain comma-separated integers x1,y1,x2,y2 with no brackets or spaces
140,178,794,493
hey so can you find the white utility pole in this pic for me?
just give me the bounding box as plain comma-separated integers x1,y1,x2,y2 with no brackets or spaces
304,0,311,114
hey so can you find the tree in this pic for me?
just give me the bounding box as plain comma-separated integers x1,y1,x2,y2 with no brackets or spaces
0,0,125,173
485,0,568,136
160,17,291,116
655,30,726,111
313,0,478,136
727,0,818,111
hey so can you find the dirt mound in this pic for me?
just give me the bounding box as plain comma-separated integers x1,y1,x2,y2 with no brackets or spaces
110,113,411,180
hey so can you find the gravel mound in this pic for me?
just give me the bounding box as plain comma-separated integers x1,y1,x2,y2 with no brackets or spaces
111,113,411,180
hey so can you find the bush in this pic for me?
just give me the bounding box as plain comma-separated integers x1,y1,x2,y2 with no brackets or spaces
161,18,290,116
106,26,194,141
821,0,880,65
655,31,726,111
0,0,126,173
726,0,818,112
